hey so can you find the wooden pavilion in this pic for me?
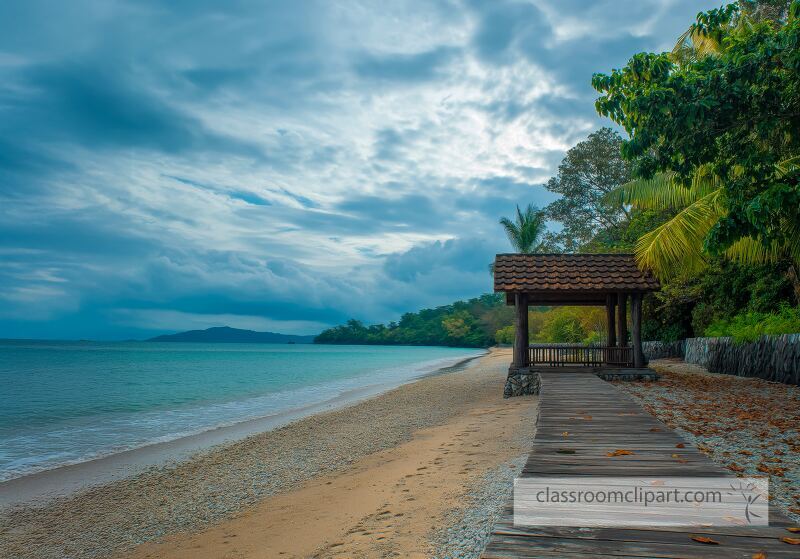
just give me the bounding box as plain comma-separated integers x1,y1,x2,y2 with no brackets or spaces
493,253,660,372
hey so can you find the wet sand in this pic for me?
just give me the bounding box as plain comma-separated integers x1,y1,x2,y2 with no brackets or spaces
0,347,538,559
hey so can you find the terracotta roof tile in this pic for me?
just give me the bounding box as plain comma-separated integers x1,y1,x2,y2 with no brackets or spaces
493,253,660,292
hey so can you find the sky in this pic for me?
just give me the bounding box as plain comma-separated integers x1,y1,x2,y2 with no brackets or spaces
0,0,720,340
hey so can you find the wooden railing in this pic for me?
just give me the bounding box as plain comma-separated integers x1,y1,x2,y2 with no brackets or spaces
528,344,634,367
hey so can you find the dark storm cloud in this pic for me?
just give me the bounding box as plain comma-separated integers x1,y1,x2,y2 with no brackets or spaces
0,0,721,338
468,0,550,62
384,237,502,282
10,62,262,156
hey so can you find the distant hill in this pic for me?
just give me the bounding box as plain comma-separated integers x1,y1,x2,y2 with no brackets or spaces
148,326,315,344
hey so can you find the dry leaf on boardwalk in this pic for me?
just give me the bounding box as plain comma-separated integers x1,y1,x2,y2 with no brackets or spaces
781,537,800,545
607,449,634,457
691,535,720,545
675,443,685,448
787,527,800,533
751,552,766,559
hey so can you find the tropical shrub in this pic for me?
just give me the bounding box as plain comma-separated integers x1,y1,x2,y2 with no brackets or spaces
494,325,515,344
704,304,800,342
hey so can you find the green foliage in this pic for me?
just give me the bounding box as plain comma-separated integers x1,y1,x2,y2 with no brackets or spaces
543,128,632,251
690,259,795,332
704,304,800,342
314,293,511,348
494,325,515,344
593,1,800,260
499,204,547,253
531,307,606,344
641,279,701,341
534,311,586,343
641,259,795,340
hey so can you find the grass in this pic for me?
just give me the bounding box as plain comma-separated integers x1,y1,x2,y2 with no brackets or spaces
704,304,800,343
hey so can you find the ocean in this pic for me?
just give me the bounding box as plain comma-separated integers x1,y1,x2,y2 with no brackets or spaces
0,340,484,482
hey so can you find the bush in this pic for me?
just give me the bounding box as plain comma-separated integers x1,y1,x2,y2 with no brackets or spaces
704,305,800,343
495,325,515,344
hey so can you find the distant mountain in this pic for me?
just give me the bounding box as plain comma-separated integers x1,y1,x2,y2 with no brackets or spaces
147,326,315,344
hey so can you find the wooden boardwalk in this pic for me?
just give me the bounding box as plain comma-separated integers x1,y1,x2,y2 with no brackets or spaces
481,371,796,559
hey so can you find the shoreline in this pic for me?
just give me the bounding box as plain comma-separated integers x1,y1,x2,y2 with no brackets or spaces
0,347,536,559
0,350,486,508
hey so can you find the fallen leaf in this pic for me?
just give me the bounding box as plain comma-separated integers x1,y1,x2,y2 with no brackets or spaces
781,537,800,545
728,463,745,472
561,431,569,437
787,527,800,533
691,535,719,545
676,443,685,448
607,449,634,457
649,427,661,432
751,552,766,559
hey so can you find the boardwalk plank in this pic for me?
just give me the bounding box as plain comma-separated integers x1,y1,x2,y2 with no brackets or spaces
480,371,796,558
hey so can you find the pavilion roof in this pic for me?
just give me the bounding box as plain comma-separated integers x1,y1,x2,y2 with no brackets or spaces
493,253,660,294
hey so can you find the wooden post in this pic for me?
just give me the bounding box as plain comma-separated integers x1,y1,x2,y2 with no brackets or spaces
605,294,616,348
616,292,628,348
631,292,644,368
513,292,529,368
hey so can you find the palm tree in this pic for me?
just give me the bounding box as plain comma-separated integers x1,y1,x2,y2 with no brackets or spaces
671,1,794,65
499,204,547,253
607,164,800,298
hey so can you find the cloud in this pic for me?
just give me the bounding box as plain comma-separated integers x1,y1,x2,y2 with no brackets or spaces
384,237,501,282
13,62,262,156
0,0,721,338
354,46,458,82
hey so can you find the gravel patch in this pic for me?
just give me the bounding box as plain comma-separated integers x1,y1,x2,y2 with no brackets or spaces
430,427,535,558
613,358,800,524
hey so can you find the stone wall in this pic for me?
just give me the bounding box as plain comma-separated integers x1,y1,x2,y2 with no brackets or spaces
504,368,541,398
646,334,800,386
642,340,686,360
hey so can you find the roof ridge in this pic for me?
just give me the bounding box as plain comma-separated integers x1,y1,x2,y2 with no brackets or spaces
493,252,660,293
495,252,635,256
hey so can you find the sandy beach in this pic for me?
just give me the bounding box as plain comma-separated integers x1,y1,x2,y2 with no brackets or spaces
0,347,538,559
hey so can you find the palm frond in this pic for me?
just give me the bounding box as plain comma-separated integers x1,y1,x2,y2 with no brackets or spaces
608,167,721,211
634,189,725,280
776,155,800,176
670,26,723,64
724,236,783,265
499,217,523,252
499,204,546,254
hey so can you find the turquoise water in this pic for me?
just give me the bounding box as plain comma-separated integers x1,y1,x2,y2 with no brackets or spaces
0,341,483,481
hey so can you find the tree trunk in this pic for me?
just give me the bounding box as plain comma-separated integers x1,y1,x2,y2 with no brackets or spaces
787,263,800,305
